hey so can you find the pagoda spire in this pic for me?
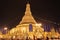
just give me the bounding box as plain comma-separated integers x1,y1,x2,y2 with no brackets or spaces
25,1,31,15
20,1,37,24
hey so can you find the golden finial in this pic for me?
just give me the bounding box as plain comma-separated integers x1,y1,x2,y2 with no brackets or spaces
25,1,31,15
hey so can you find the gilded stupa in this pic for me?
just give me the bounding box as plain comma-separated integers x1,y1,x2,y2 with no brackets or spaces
9,3,44,39
20,3,37,24
0,2,60,39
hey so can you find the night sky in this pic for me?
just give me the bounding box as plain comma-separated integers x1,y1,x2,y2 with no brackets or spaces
0,0,60,29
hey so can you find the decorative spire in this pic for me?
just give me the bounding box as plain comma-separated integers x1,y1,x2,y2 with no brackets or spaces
25,2,31,15
20,1,37,24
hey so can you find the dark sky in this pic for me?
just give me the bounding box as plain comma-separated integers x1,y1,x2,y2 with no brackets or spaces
0,0,60,28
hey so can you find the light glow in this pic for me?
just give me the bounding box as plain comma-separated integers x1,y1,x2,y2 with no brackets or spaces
4,27,8,30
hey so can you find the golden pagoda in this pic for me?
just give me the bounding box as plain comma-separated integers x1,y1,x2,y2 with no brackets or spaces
9,3,44,39
0,2,60,39
20,3,37,24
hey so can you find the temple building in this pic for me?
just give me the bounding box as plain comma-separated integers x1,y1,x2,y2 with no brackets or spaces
0,2,60,39
9,3,44,39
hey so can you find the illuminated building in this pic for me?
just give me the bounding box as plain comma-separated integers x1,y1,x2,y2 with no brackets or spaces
0,2,60,39
9,3,44,39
